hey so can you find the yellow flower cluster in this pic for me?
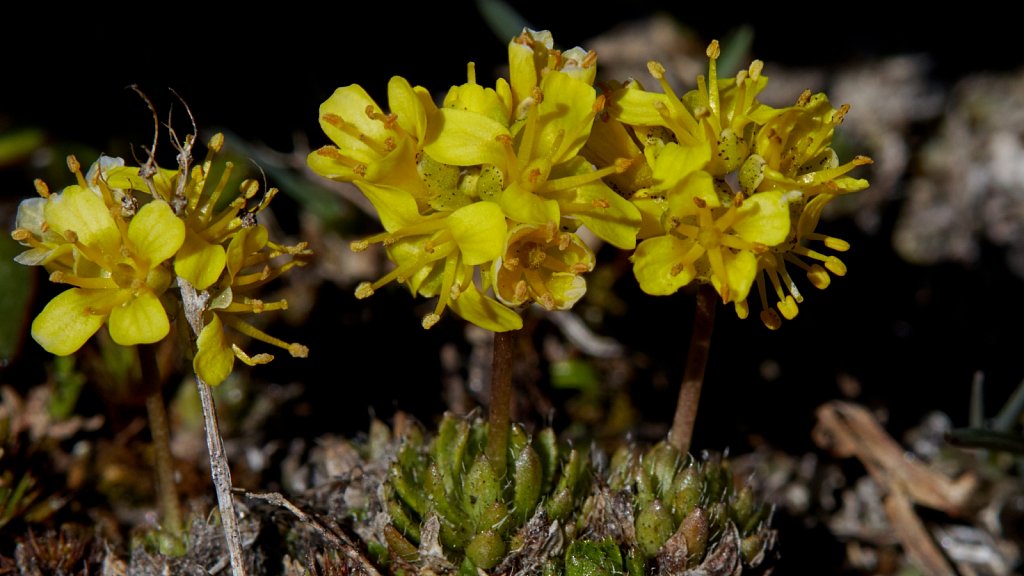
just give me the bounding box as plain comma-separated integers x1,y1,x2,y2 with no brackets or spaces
309,30,641,331
591,40,871,328
11,135,310,384
310,33,869,331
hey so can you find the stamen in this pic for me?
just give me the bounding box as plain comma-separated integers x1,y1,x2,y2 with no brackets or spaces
49,270,118,290
355,282,374,299
33,179,50,198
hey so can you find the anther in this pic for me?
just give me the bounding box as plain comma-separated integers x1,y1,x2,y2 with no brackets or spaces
514,280,528,301
748,60,764,80
582,50,597,68
422,313,440,330
209,132,225,153
66,155,81,174
288,343,309,358
592,198,610,209
760,309,782,330
350,239,370,252
706,40,721,59
646,61,666,80
355,282,375,299
796,89,812,107
11,229,30,241
824,256,847,276
33,179,50,198
692,197,707,209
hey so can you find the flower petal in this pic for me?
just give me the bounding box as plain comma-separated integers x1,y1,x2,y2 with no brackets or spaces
175,231,227,290
449,282,523,332
632,235,697,296
31,288,111,355
446,202,507,265
44,186,119,254
128,200,185,265
388,76,429,142
108,291,170,346
733,190,790,246
424,108,510,167
499,182,560,226
319,85,389,162
194,314,235,386
533,71,596,162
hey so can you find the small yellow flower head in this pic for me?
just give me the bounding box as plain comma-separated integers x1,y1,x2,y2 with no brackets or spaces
13,130,312,384
632,189,789,304
740,92,873,329
193,220,311,386
309,30,629,331
494,222,595,311
592,39,870,326
21,158,185,355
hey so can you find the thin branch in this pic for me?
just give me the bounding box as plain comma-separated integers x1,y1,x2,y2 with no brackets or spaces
238,489,383,576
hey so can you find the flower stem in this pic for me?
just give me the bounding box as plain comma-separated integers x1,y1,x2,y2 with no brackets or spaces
670,284,717,454
486,329,516,479
140,344,182,537
179,278,247,576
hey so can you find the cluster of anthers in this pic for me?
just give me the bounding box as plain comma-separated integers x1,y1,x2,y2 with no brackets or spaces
11,133,311,384
309,32,870,330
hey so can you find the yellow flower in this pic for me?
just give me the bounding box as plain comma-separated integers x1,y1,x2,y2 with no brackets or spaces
494,222,595,311
106,134,310,384
608,41,774,177
192,223,310,385
745,90,872,197
632,185,790,303
738,92,873,329
351,201,520,331
29,183,184,355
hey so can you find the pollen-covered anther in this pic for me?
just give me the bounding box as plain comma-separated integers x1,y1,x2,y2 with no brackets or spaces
354,164,368,177
422,313,440,330
288,343,309,358
350,239,370,252
582,50,598,69
748,60,764,80
33,179,50,198
824,256,847,276
733,191,746,207
322,113,346,129
592,198,610,209
384,137,397,152
693,106,711,120
613,157,633,173
528,247,546,268
796,89,812,107
706,40,721,59
539,293,556,310
751,242,768,254
355,282,375,299
646,61,666,80
531,86,544,104
570,262,591,274
593,94,606,114
823,236,850,251
49,271,67,284
558,234,571,251
64,230,79,243
503,257,521,271
528,168,542,184
514,280,529,301
692,197,708,209
778,295,799,320
11,229,30,242
209,132,225,153
806,264,831,289
833,104,851,125
250,299,265,313
670,262,686,277
760,308,782,330
66,155,81,174
852,155,874,166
